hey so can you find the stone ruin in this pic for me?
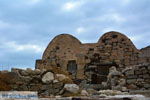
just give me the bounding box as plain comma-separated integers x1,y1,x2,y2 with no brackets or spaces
36,31,147,84
0,31,150,98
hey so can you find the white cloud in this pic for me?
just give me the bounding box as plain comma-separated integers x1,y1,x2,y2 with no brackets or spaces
5,41,44,53
63,2,75,10
76,27,85,34
62,1,84,11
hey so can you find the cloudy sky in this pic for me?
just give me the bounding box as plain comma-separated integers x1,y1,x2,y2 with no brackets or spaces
0,0,150,70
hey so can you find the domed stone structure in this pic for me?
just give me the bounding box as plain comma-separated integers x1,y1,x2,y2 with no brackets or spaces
98,31,139,67
36,31,142,83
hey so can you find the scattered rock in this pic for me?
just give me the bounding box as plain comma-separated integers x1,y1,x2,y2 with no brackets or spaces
26,68,33,75
98,90,128,96
20,70,29,76
86,89,98,95
34,69,41,75
81,90,89,96
53,79,59,83
64,84,79,94
56,74,69,81
42,71,54,84
126,79,136,84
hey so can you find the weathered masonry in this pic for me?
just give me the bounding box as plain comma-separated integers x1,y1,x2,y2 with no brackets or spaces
35,31,148,84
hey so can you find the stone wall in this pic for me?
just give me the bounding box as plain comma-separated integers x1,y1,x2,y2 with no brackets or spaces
35,31,142,81
1,65,149,98
123,63,150,90
139,46,150,63
0,31,150,98
102,63,150,92
0,68,77,98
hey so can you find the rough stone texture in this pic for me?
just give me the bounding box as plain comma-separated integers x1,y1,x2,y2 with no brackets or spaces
124,63,150,90
81,90,89,96
64,84,79,94
0,68,73,97
41,71,54,84
56,74,69,82
139,46,150,63
1,31,150,98
35,31,142,82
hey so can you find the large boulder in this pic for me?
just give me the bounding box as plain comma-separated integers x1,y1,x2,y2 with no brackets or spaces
64,84,79,94
41,71,54,84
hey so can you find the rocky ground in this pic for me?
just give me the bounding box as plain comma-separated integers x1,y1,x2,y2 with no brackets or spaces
0,95,149,100
0,63,150,99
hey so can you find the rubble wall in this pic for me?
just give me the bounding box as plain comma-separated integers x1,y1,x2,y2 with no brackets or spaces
0,68,74,98
36,31,141,80
139,46,150,63
123,63,150,90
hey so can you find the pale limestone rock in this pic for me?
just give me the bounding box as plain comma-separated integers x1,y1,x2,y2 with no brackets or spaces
64,84,79,94
81,90,89,96
98,90,128,96
42,72,54,83
53,79,59,83
56,74,69,81
34,69,41,75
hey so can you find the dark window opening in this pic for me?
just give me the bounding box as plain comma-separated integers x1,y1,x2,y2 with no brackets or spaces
91,74,99,84
91,74,107,84
67,60,77,78
89,48,94,51
97,66,109,75
85,65,110,84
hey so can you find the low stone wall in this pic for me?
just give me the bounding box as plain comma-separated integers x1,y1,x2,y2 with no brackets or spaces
105,63,150,92
0,68,77,98
123,63,150,90
0,63,150,98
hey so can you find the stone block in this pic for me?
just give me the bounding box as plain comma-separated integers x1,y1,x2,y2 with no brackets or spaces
137,78,144,82
126,79,136,84
125,70,134,76
127,75,137,79
41,72,54,84
143,74,150,79
135,70,143,75
143,84,150,88
148,66,150,70
142,69,148,74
